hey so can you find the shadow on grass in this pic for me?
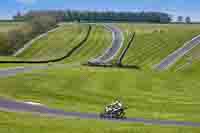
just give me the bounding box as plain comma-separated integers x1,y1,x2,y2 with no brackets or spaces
83,63,140,70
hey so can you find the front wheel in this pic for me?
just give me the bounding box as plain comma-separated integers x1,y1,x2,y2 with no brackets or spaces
117,111,126,119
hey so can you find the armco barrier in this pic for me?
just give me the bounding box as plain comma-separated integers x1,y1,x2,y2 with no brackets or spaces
116,32,136,66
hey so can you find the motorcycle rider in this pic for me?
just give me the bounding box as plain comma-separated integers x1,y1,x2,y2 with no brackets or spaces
100,99,127,119
106,99,123,113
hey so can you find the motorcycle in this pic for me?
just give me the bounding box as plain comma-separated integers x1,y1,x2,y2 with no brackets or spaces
100,105,127,119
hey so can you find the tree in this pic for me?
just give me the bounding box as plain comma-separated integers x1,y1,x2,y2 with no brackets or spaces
13,11,25,21
15,11,22,18
177,16,183,23
19,10,171,23
0,33,10,55
185,16,191,24
29,16,57,35
7,28,27,51
8,15,57,54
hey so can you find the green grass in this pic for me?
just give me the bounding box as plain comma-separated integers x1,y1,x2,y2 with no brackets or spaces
63,24,112,64
0,56,23,61
1,23,200,132
1,111,200,133
18,24,112,64
18,24,89,60
0,23,112,68
0,56,30,68
0,66,200,122
117,24,200,69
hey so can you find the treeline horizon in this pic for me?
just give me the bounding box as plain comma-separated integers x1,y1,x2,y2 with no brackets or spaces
13,10,172,23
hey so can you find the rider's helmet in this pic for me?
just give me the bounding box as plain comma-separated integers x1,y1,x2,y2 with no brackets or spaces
115,98,123,108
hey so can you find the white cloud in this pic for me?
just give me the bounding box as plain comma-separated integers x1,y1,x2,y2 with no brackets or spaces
16,0,37,4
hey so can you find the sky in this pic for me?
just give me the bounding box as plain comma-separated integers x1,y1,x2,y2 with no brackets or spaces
1,0,200,21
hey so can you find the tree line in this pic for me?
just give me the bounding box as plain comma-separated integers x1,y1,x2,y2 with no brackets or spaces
14,10,172,23
177,16,192,23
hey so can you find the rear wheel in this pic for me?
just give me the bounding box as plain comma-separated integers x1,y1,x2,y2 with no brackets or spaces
100,113,105,118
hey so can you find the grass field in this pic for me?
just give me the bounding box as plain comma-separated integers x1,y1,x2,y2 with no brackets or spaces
0,66,200,122
64,24,112,64
0,23,112,67
117,24,200,69
1,23,200,132
18,24,89,60
0,56,31,68
17,24,112,64
1,111,200,133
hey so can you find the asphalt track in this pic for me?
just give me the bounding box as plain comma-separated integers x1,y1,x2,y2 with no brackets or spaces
0,98,200,127
154,34,200,71
88,24,124,65
0,24,200,127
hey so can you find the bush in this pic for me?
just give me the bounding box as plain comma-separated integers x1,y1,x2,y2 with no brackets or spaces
29,16,57,35
7,28,27,51
0,33,11,55
6,16,57,54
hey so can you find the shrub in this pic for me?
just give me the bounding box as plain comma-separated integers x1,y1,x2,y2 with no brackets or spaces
29,16,57,35
7,16,57,54
0,33,10,55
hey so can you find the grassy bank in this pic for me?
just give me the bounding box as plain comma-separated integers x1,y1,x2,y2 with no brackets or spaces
0,23,200,132
63,24,112,64
0,23,112,67
18,24,88,60
117,24,200,69
0,66,200,122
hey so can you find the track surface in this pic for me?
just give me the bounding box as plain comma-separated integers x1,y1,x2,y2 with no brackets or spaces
88,24,124,64
0,65,48,78
154,34,200,71
1,24,200,127
0,98,200,127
